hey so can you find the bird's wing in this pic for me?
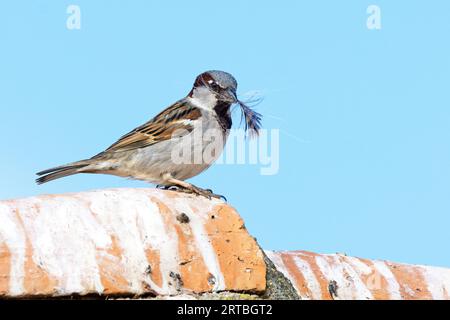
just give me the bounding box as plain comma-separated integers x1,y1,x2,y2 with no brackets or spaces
98,100,201,154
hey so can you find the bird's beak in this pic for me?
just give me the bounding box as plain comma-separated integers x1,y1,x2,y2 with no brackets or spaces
226,88,238,104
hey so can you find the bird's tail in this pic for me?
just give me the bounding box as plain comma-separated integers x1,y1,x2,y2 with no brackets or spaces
36,160,92,185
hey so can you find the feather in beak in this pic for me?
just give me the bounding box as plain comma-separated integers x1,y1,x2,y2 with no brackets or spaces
229,88,262,138
238,100,262,138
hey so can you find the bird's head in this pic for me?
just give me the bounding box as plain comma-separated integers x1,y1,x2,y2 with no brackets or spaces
188,70,262,137
190,70,238,105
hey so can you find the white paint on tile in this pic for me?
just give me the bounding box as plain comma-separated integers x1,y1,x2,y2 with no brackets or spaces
343,256,373,274
419,265,450,300
372,260,402,300
334,255,373,300
86,189,181,295
315,255,366,299
0,203,26,296
16,196,108,295
293,253,323,299
164,193,226,291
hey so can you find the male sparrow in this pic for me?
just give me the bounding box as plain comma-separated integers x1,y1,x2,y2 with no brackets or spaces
36,70,262,199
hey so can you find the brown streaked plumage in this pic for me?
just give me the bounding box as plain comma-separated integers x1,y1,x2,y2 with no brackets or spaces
99,102,201,154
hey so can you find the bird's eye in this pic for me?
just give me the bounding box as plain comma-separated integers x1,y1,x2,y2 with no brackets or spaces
208,80,221,91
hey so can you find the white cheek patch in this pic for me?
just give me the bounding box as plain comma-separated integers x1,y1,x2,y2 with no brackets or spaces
188,87,218,111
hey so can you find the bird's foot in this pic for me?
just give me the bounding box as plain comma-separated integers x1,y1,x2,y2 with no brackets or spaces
204,189,227,202
189,186,226,201
162,184,226,201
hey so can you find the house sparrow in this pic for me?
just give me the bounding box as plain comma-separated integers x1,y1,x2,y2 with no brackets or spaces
36,70,262,199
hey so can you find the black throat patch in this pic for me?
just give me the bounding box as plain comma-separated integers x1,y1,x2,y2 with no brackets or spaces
213,102,232,131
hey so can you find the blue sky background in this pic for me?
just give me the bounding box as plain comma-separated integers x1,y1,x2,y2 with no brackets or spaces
1,1,450,267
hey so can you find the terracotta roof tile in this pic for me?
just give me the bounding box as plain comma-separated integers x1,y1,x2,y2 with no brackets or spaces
0,188,265,297
1,188,449,299
266,250,450,300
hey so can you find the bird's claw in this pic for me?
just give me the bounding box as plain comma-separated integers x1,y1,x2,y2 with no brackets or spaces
196,187,227,201
157,184,227,201
210,191,227,202
186,185,213,200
